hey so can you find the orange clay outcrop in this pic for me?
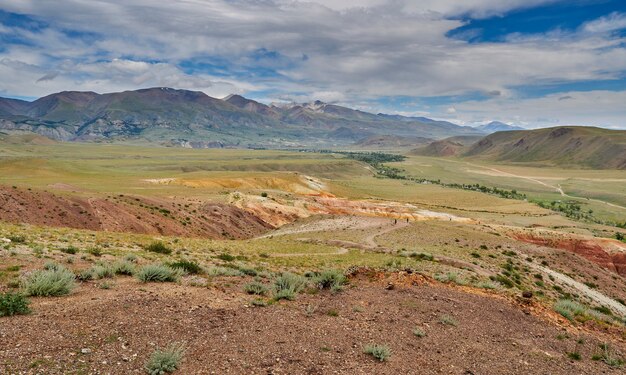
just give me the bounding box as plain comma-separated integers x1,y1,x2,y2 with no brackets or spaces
228,192,475,227
506,228,626,276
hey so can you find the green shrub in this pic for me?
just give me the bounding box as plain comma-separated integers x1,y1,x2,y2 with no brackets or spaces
124,253,138,263
169,260,202,275
136,264,182,282
145,342,185,375
0,292,30,317
314,269,347,291
439,314,458,326
244,281,268,295
216,253,235,262
8,235,26,243
113,261,136,276
60,246,78,255
86,247,102,257
206,266,243,277
273,272,307,300
91,264,115,279
413,327,426,337
554,299,586,320
363,344,391,362
22,266,76,296
145,242,172,255
76,268,94,281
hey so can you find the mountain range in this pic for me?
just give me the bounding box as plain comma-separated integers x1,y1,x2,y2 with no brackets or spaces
0,87,488,148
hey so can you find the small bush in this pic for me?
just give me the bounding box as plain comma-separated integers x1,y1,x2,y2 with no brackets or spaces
273,272,307,300
113,261,136,276
413,327,426,337
169,260,202,275
216,253,235,262
22,266,76,297
145,242,172,255
206,266,243,277
60,246,78,255
86,247,102,257
439,314,458,326
124,253,138,263
244,281,268,295
76,268,94,282
567,352,581,361
136,264,182,282
8,235,26,243
91,264,115,279
0,292,30,317
363,344,391,362
145,342,185,375
554,299,586,321
314,269,347,291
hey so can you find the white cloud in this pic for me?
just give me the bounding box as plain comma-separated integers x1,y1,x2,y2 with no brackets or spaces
0,0,624,128
583,12,626,33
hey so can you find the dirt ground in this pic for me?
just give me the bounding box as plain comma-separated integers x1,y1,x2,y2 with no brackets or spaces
1,273,624,374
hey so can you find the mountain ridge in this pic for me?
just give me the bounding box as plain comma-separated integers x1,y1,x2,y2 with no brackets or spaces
0,87,484,147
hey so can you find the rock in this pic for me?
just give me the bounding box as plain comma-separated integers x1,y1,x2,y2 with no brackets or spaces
522,291,533,299
385,282,395,290
81,348,92,354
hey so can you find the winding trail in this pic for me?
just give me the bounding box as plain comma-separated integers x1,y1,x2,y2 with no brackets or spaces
462,161,626,211
530,263,626,316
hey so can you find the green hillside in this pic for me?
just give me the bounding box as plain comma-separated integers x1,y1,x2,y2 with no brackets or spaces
463,126,626,169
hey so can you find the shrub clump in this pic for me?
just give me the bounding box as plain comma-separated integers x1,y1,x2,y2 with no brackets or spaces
273,272,308,301
314,269,347,292
145,242,172,255
91,264,115,279
363,344,391,362
554,299,588,321
244,281,268,295
145,342,186,375
22,266,76,297
0,292,30,317
113,261,136,276
136,264,182,283
169,260,202,275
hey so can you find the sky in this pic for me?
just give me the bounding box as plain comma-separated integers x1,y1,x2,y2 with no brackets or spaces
0,0,625,128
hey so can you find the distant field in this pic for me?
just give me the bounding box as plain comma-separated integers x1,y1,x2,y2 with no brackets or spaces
0,143,366,197
390,155,626,223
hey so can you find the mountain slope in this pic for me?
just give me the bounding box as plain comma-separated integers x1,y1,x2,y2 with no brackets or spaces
463,126,626,169
0,88,485,147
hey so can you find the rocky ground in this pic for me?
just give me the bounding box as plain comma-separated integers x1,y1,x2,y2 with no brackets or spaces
1,271,625,374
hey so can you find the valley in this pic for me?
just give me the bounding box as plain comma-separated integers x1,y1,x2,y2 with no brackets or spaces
1,139,625,373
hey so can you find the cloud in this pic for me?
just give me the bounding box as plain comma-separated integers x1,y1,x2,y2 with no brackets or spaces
452,90,626,128
0,0,624,128
583,12,626,34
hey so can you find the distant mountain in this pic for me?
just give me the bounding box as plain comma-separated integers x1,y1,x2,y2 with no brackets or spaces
464,126,626,169
476,121,525,133
0,87,484,148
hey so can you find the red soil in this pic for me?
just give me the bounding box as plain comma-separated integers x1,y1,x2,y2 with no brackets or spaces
0,185,271,239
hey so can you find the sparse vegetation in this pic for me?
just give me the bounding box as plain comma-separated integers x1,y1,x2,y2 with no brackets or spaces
136,264,182,283
244,281,268,295
22,266,76,297
145,242,172,255
363,344,391,362
145,342,185,375
439,314,458,326
273,272,307,301
0,292,30,317
169,260,202,275
313,269,347,292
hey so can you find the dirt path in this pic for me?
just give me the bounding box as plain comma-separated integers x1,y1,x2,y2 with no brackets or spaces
530,263,626,315
363,221,409,248
270,247,350,257
465,162,626,211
